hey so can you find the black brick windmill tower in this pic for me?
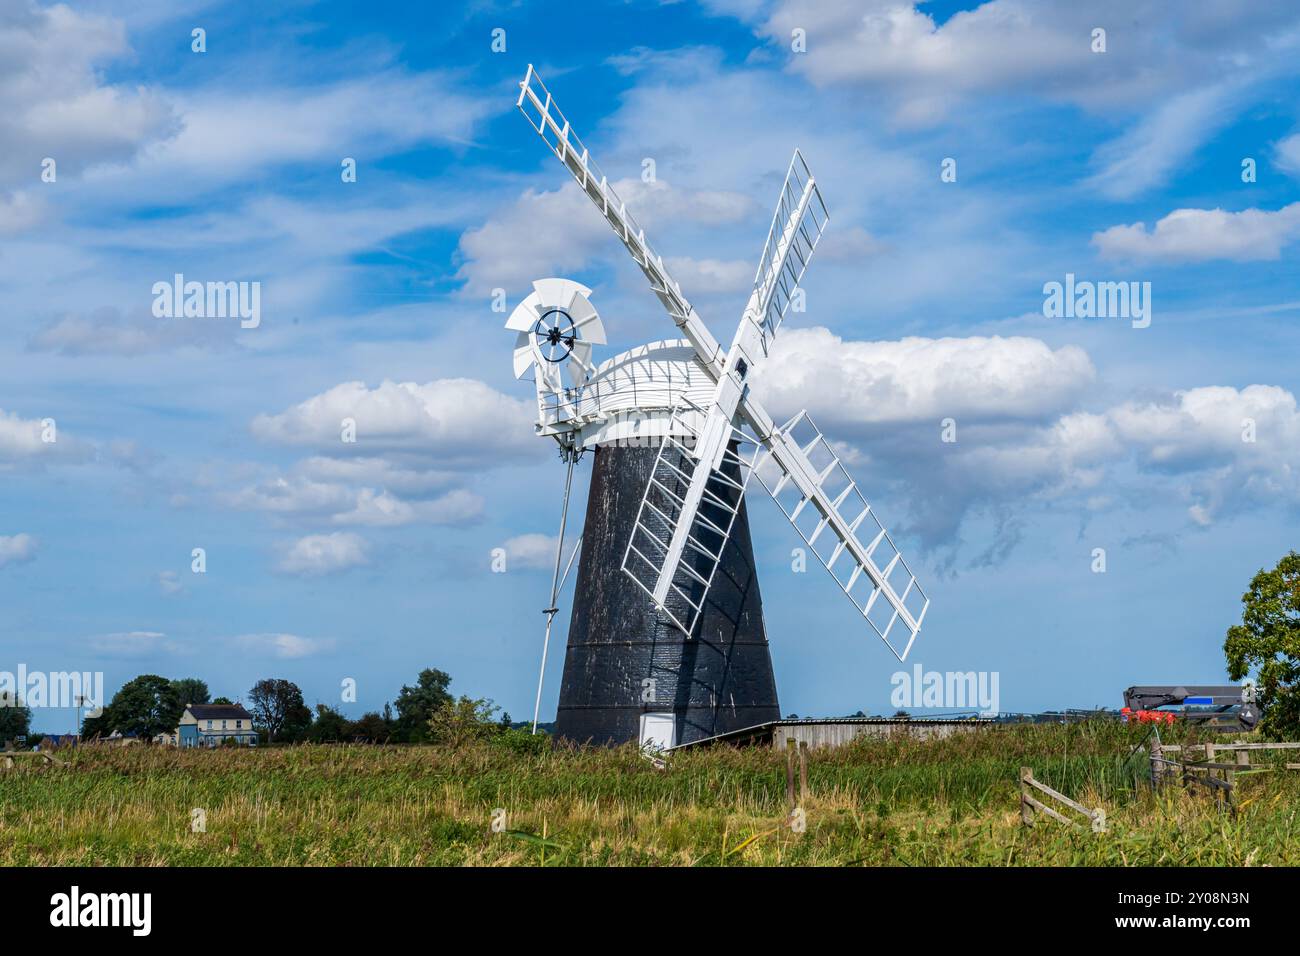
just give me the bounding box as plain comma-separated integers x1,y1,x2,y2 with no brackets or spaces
508,66,930,748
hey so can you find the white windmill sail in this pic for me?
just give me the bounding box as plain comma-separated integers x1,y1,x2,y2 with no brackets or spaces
516,64,929,660
632,151,828,620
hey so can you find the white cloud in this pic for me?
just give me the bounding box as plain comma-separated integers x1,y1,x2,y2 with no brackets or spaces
0,1,179,184
276,532,370,576
223,475,483,529
1084,86,1236,200
132,71,492,183
752,2,1300,121
746,324,1300,555
454,178,757,295
0,191,45,235
234,633,334,659
1093,204,1300,263
0,534,38,568
28,307,240,355
817,226,887,263
754,327,1096,427
295,456,457,494
503,533,560,571
0,408,90,468
330,488,483,528
1274,133,1300,177
250,379,537,465
664,256,753,293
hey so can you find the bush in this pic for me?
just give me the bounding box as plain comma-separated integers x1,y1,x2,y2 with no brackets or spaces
427,696,501,748
493,726,550,755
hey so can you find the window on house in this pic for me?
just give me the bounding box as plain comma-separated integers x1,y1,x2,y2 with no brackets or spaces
222,720,227,730
236,720,242,729
207,720,213,729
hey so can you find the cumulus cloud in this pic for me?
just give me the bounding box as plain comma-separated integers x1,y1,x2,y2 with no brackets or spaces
1092,204,1300,263
250,379,537,465
276,532,370,576
0,408,90,468
0,534,38,568
745,325,1300,559
925,384,1300,542
754,328,1096,428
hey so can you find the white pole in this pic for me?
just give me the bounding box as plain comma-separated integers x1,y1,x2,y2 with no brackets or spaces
533,452,576,734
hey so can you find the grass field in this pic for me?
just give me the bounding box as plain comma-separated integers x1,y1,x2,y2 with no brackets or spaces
2,721,1296,865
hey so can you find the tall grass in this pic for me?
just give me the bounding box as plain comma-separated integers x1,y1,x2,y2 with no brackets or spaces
1,721,1294,866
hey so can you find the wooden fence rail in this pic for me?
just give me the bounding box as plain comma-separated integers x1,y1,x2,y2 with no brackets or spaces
1019,767,1107,833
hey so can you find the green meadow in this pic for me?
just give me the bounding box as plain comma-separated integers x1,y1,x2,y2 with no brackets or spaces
2,721,1295,866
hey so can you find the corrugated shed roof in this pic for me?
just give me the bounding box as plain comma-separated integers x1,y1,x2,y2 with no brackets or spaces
670,716,994,750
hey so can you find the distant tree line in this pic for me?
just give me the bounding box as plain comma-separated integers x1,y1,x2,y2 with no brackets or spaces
73,666,543,750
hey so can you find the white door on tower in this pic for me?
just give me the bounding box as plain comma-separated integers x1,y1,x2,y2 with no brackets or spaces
639,712,676,751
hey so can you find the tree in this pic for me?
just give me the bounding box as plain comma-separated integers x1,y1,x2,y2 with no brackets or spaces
394,668,452,742
83,675,182,740
427,696,500,748
212,696,233,705
248,679,311,743
347,712,392,742
0,692,32,742
171,678,210,708
308,704,349,743
1225,551,1300,737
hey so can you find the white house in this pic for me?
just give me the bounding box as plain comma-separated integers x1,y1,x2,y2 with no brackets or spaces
176,703,258,748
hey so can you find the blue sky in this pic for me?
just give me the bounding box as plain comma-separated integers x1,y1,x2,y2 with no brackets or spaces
4,0,1300,732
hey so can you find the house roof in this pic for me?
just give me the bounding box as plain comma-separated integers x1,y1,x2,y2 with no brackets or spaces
187,703,253,720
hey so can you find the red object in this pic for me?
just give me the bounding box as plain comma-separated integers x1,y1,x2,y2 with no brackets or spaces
1123,707,1175,725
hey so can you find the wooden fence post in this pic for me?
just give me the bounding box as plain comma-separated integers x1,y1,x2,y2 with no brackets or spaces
1020,767,1034,826
798,741,808,805
1150,738,1163,789
785,738,796,809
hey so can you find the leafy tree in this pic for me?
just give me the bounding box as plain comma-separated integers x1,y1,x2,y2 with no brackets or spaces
1225,551,1300,737
248,679,312,743
394,668,452,742
427,696,500,748
347,712,392,742
212,696,233,705
0,692,33,742
171,678,210,708
308,704,349,743
83,675,182,740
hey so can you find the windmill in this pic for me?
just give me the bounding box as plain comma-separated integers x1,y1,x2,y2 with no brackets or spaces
509,65,930,748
